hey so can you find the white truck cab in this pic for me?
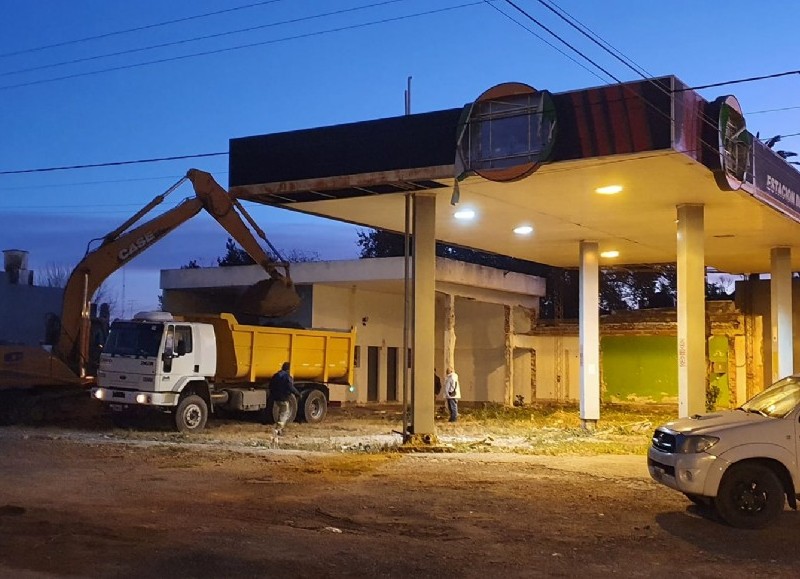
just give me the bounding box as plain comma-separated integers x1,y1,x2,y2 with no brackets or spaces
648,375,800,528
91,312,217,430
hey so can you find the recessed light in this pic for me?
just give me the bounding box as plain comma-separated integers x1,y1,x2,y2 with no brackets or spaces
595,185,623,195
600,250,620,258
513,225,533,235
454,209,475,220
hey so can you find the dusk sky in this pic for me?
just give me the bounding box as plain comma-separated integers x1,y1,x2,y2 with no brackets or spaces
2,0,799,316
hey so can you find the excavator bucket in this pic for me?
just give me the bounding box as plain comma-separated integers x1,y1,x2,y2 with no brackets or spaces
236,279,301,318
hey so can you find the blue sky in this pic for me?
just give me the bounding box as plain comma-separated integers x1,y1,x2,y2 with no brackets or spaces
1,0,799,315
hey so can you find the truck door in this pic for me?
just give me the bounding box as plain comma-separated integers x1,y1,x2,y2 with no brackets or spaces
161,325,196,388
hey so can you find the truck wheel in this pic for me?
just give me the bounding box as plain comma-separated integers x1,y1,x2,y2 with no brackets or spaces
268,395,298,425
299,389,328,423
174,395,208,433
714,463,785,529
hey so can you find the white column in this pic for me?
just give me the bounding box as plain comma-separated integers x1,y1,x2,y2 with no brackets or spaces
443,293,456,372
504,305,514,406
676,204,706,417
412,193,436,438
770,246,793,381
579,240,600,429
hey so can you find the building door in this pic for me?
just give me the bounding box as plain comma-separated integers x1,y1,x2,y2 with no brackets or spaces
386,347,398,402
367,346,379,402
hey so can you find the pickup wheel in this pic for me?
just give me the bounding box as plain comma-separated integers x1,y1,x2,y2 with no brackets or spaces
174,395,208,433
299,389,328,423
714,463,785,529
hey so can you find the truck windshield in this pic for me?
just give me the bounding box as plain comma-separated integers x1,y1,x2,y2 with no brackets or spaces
104,322,164,358
740,376,800,418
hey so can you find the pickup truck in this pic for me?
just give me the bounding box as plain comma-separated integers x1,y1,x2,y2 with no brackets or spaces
648,375,800,528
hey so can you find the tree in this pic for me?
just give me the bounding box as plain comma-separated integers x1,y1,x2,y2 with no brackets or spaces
40,262,71,288
356,229,405,258
183,239,321,270
356,228,550,276
39,262,118,317
217,238,256,267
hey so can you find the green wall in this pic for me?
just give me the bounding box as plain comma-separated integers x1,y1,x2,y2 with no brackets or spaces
601,336,678,403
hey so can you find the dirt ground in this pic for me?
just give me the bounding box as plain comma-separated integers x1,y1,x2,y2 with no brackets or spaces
2,406,800,578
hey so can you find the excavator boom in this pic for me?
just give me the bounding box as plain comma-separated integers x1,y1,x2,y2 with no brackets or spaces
56,170,300,377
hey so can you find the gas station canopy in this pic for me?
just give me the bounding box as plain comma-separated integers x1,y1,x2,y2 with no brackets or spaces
228,75,800,275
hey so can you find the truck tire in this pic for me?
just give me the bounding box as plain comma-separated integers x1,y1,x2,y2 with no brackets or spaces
174,394,208,433
299,389,327,423
267,395,298,425
714,462,785,529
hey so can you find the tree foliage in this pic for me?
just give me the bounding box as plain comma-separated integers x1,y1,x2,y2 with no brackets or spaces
357,228,734,320
183,238,321,269
217,238,256,267
356,228,550,276
40,262,118,317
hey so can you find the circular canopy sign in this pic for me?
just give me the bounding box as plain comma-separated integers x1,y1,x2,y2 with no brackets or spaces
707,95,752,191
456,82,557,183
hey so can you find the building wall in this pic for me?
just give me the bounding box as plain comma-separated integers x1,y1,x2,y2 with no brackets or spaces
309,285,521,404
310,285,406,403
735,279,800,387
450,299,506,402
528,336,581,401
0,277,63,346
601,336,678,404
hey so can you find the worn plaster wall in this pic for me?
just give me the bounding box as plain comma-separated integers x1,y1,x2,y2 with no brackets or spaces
528,335,581,401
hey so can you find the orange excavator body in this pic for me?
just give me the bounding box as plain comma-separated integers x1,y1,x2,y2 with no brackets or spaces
1,169,300,390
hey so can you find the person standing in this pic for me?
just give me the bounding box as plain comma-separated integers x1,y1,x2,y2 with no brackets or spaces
270,361,301,435
443,366,461,423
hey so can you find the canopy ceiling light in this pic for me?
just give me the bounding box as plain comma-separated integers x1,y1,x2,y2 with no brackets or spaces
595,185,623,195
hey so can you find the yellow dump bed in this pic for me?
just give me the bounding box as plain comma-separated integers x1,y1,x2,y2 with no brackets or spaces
183,313,355,386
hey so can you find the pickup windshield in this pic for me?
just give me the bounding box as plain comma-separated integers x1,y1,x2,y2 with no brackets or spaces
739,376,800,418
104,322,164,358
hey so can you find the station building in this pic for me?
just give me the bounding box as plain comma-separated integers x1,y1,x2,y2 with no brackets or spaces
213,74,800,437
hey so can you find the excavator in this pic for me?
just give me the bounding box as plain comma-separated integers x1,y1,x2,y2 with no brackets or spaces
0,169,300,422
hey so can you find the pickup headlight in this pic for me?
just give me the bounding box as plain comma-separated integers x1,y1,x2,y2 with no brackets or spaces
676,434,719,454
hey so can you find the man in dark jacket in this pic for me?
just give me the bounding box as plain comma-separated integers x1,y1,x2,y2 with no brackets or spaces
271,361,301,435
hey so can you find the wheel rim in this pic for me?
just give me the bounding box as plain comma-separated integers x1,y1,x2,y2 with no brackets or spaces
733,480,768,513
308,396,323,419
183,404,202,429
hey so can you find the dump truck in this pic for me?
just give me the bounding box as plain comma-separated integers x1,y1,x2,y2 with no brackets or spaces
0,170,300,424
91,312,356,432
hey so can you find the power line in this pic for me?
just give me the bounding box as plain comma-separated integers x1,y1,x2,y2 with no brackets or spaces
749,105,800,115
0,0,286,59
481,1,603,82
537,0,652,80
494,0,716,163
501,0,621,83
1,0,410,79
0,2,481,91
0,152,227,175
678,70,800,92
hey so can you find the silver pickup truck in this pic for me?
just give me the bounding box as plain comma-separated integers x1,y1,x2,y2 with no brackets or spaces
648,375,800,528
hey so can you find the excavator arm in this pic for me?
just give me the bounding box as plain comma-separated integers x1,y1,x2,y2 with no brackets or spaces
56,169,300,377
